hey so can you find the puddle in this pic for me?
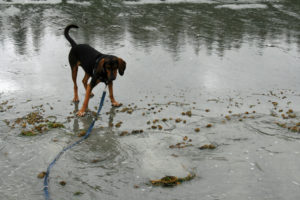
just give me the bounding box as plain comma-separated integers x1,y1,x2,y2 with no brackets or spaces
215,4,268,10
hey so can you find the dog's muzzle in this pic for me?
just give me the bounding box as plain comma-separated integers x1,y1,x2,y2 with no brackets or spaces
108,74,116,81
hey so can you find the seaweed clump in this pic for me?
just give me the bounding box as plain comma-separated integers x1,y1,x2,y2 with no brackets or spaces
47,122,64,128
169,136,193,149
150,173,196,187
199,144,216,150
9,111,65,136
276,121,300,133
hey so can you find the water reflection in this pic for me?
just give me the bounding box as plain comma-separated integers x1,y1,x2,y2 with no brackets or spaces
0,0,299,58
71,101,118,134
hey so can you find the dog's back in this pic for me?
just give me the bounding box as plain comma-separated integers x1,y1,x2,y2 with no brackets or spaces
64,25,103,76
71,44,102,75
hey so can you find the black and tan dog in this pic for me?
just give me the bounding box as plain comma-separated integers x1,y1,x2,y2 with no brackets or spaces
64,25,126,116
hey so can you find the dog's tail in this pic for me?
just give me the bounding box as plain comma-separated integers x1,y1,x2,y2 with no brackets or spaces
64,24,78,47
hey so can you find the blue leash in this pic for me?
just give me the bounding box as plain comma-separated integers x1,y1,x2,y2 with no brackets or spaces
43,87,107,200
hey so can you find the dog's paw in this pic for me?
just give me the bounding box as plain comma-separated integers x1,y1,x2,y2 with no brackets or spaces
112,102,122,107
77,110,86,117
73,97,80,102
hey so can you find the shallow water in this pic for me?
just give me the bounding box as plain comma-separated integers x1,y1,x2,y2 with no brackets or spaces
0,0,300,200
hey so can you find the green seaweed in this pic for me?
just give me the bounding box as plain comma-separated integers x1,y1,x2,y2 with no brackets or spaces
47,122,64,128
150,173,196,187
74,191,83,196
21,130,37,136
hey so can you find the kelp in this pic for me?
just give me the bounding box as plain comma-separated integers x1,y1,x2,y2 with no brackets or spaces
150,173,196,187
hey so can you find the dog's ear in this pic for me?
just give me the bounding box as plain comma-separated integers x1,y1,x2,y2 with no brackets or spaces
117,58,126,76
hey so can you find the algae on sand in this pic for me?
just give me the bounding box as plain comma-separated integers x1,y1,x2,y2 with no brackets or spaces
150,173,196,187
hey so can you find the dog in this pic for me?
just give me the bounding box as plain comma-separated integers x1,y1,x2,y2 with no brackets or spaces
64,24,126,116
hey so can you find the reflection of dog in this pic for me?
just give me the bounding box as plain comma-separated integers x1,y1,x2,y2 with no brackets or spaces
64,25,126,116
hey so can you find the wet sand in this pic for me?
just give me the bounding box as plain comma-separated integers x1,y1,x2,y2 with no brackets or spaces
0,0,300,200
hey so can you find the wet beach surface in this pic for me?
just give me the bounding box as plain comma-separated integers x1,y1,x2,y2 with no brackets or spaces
0,0,300,199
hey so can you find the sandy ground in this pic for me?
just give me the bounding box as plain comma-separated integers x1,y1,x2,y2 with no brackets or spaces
0,0,300,200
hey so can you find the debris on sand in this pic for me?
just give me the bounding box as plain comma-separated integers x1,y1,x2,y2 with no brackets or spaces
47,122,64,129
120,129,144,136
288,113,296,119
194,128,200,132
185,111,192,117
115,121,123,128
150,173,196,187
169,142,193,149
0,100,12,112
276,122,300,133
169,136,193,149
120,131,129,136
289,126,300,133
132,129,144,134
206,124,212,128
199,144,216,150
28,112,45,124
225,115,231,120
276,122,287,128
37,171,46,179
78,130,86,137
162,118,168,122
175,118,182,123
20,122,64,136
91,159,101,163
21,130,37,136
120,107,133,114
153,119,159,124
8,111,65,136
59,181,66,186
74,191,83,196
34,123,48,133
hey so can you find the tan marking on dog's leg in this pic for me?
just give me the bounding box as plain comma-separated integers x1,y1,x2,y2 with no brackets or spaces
77,84,92,116
108,82,122,107
82,73,94,97
72,66,79,102
82,73,89,90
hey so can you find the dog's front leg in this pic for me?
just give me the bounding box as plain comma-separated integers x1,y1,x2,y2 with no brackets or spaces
77,83,93,116
108,82,122,107
82,73,94,97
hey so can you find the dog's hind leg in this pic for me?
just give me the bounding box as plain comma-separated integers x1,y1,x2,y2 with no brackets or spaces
69,51,80,102
72,64,80,102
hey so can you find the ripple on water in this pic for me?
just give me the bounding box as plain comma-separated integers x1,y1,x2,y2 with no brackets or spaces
244,115,300,140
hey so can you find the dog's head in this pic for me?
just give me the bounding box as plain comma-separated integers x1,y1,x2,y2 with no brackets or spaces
98,56,126,82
